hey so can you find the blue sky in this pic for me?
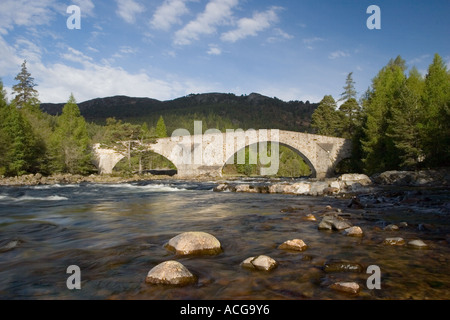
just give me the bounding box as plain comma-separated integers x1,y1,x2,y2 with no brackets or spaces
0,0,449,104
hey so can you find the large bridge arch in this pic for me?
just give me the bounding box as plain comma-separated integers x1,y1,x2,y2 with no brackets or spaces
221,141,317,178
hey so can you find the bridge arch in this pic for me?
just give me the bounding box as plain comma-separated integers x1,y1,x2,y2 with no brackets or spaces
222,141,317,178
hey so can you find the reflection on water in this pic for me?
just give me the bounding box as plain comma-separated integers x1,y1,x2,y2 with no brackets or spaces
0,181,449,300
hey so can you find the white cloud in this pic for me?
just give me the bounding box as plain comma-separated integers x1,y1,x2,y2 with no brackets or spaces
0,36,215,103
207,45,221,55
267,27,293,43
14,38,43,63
151,0,190,31
174,0,238,45
0,0,57,34
221,7,281,43
115,0,145,24
329,50,350,60
408,54,431,66
303,37,324,44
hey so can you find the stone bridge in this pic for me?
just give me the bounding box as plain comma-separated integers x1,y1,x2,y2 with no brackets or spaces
92,129,352,179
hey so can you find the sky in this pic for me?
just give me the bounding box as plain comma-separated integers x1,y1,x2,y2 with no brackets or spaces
0,0,449,104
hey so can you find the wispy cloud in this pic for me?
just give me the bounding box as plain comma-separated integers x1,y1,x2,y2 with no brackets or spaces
151,0,190,31
0,0,57,34
408,54,431,65
221,6,281,43
174,0,238,46
115,0,144,24
207,45,221,55
302,37,324,49
329,50,350,60
267,28,293,43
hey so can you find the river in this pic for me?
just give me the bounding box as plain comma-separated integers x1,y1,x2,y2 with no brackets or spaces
0,180,449,300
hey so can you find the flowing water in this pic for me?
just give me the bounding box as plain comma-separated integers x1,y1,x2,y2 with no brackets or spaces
0,180,449,300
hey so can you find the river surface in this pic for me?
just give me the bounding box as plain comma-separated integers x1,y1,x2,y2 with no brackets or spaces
0,179,449,300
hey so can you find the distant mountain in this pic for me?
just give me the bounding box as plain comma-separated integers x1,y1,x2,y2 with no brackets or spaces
40,92,318,132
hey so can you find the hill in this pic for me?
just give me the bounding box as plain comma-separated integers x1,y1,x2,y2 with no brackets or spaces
40,92,318,133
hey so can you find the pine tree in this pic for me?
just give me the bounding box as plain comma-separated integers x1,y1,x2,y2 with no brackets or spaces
0,101,38,176
155,115,168,138
311,95,340,137
339,72,357,102
387,68,425,168
338,98,361,139
12,60,39,108
50,94,92,174
361,56,406,174
422,54,450,166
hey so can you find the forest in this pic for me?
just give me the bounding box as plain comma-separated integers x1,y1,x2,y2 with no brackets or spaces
0,54,448,178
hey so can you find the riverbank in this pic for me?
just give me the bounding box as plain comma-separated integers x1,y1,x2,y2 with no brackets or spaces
0,169,449,192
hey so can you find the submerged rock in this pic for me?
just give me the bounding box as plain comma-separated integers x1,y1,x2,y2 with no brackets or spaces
0,240,21,253
303,214,317,221
241,255,278,271
343,226,363,237
324,261,363,273
165,232,222,255
408,240,428,249
145,261,196,286
318,215,352,231
330,282,360,294
383,237,406,246
384,224,399,231
278,239,308,251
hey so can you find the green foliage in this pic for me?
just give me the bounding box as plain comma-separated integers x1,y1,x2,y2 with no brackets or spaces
421,54,450,166
12,60,39,108
386,68,425,168
311,95,341,137
0,102,39,176
339,72,357,102
338,98,361,139
223,144,311,177
155,115,167,138
361,56,407,174
49,94,92,174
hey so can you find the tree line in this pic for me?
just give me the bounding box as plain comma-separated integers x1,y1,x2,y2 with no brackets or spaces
311,54,449,174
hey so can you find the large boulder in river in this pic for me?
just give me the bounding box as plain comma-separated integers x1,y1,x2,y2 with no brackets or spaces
241,255,278,271
330,282,360,294
145,261,196,286
165,232,222,255
338,174,372,187
318,215,352,231
278,239,308,251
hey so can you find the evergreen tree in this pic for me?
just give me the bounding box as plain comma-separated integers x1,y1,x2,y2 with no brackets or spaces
12,60,39,108
339,72,357,102
338,98,361,139
311,95,340,136
155,115,168,138
0,80,9,175
361,56,407,174
422,53,450,166
50,94,92,174
0,101,38,176
387,68,425,168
